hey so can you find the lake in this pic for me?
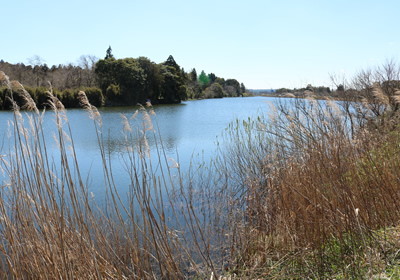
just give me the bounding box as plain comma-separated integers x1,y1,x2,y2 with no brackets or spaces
0,96,274,199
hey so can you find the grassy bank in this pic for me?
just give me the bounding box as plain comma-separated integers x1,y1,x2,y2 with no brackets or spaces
217,97,400,279
1,60,400,279
214,61,400,279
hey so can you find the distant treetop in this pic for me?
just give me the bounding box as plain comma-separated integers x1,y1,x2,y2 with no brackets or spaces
105,46,114,59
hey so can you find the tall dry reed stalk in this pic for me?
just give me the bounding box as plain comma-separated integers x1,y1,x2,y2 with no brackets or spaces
217,75,400,278
0,72,229,279
2,62,400,279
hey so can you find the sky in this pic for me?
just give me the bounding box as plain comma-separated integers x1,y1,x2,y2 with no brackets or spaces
1,0,400,90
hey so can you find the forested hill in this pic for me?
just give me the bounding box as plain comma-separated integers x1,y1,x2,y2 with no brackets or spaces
0,48,248,109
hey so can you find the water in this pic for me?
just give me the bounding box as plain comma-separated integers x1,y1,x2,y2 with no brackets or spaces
0,96,274,197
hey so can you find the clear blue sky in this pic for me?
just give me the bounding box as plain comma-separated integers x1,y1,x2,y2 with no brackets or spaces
1,0,399,89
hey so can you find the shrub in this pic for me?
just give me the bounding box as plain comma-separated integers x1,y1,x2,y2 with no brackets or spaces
58,88,78,108
105,83,121,101
82,87,104,107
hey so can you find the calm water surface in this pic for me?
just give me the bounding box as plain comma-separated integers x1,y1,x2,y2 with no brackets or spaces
0,96,275,196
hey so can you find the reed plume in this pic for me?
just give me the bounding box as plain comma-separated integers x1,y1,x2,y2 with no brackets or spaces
372,82,390,106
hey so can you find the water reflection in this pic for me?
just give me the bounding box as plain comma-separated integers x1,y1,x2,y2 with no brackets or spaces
0,97,273,191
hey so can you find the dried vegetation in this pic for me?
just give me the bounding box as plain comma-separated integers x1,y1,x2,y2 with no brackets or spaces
0,60,400,279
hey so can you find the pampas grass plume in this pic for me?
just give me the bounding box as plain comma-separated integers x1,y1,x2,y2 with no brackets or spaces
372,82,389,106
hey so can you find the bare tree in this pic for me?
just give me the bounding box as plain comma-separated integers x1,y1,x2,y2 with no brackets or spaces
331,59,400,135
27,55,46,86
78,55,99,87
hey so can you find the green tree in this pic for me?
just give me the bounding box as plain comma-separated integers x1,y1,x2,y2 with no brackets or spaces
105,46,114,59
204,83,224,98
198,70,209,89
113,58,146,104
225,79,241,96
215,77,225,86
187,68,201,99
181,67,187,81
337,84,344,91
95,57,116,94
160,65,184,103
164,55,180,72
190,68,197,82
208,73,216,84
95,57,146,105
240,82,246,93
137,56,163,102
160,55,187,103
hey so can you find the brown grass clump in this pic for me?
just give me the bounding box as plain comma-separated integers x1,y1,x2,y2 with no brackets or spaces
0,77,224,279
1,59,400,279
216,61,400,278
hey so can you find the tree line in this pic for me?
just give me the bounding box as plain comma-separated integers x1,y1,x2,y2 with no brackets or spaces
0,47,248,109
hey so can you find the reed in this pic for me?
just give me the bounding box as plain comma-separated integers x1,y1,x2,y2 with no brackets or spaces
1,61,400,279
0,71,224,279
217,67,400,278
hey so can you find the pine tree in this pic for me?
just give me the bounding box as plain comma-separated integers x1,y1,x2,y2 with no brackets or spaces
105,46,114,59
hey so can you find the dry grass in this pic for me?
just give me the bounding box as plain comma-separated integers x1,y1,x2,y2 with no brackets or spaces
0,72,224,279
217,72,400,278
1,61,400,279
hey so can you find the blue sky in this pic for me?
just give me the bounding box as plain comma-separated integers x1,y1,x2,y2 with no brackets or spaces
1,0,399,89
